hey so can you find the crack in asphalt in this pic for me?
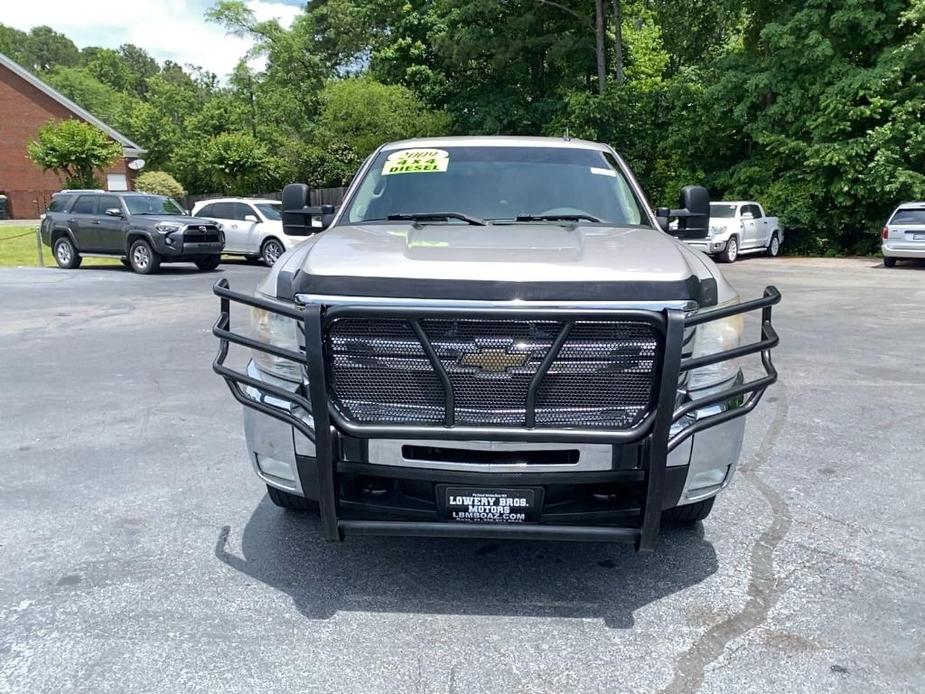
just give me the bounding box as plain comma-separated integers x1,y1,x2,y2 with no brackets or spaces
661,383,791,694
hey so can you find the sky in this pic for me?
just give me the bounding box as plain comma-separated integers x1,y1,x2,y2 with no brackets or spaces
1,0,304,77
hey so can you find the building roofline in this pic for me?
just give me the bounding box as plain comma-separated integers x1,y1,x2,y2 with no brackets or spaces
0,51,146,156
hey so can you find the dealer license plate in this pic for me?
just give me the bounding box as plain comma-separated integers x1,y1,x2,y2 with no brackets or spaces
913,233,925,240
441,486,541,523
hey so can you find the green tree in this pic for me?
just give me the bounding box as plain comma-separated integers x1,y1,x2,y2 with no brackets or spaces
314,77,451,157
692,0,925,254
0,24,30,66
134,171,186,198
26,119,122,189
198,132,291,195
117,44,159,96
43,66,141,128
25,26,80,71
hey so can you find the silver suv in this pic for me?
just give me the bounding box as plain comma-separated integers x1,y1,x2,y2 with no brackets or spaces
882,202,925,267
212,137,780,552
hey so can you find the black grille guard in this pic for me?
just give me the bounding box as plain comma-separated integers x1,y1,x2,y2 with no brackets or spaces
212,279,780,550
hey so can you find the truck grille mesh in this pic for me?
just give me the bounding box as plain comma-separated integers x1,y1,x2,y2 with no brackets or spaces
326,317,660,429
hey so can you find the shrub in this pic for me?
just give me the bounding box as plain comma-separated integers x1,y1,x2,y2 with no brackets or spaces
134,170,186,198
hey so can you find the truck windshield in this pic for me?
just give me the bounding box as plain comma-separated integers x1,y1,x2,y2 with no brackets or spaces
710,204,738,218
342,146,650,227
124,195,185,216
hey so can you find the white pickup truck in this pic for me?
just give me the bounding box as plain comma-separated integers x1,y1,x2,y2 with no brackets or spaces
684,201,783,262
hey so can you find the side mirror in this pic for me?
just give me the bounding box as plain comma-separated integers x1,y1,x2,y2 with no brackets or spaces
282,183,330,236
658,185,710,239
104,207,122,217
244,214,258,223
741,211,754,220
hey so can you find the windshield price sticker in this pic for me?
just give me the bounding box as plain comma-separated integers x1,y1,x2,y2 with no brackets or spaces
382,148,450,175
444,487,537,523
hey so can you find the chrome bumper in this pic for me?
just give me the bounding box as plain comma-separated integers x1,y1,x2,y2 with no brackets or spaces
687,238,728,254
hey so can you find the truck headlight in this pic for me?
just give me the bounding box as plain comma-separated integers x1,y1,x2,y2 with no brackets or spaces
688,300,744,394
155,222,182,233
251,302,302,381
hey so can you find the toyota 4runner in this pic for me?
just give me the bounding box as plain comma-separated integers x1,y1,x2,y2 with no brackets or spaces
212,137,780,551
41,191,225,274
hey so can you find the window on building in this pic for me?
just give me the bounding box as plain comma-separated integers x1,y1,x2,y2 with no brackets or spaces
106,173,128,191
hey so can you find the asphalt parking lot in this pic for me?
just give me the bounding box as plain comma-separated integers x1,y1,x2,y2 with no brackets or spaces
1,256,923,693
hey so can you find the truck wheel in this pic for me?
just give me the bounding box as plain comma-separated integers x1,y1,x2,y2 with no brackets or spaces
663,497,715,523
766,232,781,257
718,235,738,263
129,239,161,274
195,256,221,271
883,257,897,268
261,238,285,266
266,484,319,513
53,236,82,269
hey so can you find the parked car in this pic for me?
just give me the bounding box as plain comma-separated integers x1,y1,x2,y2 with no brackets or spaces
40,191,224,274
683,201,783,262
881,202,925,267
192,197,320,266
210,136,781,552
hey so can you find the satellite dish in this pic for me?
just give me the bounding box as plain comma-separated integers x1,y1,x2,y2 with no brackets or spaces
127,159,146,170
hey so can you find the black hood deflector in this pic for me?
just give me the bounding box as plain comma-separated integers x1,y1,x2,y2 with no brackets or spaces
278,271,717,307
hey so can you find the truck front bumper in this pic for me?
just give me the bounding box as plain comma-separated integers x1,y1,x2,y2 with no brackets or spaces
686,238,728,254
240,362,745,510
213,283,779,551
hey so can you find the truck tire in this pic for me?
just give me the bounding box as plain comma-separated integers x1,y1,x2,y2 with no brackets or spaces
766,232,781,257
195,256,221,271
266,484,319,513
129,239,161,274
53,236,82,269
718,235,738,263
883,257,897,268
663,497,715,523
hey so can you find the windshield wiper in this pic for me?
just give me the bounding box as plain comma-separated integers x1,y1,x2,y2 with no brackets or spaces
514,213,602,223
386,212,485,226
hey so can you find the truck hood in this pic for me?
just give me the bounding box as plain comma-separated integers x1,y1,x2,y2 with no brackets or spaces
267,222,734,305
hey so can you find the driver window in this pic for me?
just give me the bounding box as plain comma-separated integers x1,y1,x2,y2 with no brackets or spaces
98,195,120,215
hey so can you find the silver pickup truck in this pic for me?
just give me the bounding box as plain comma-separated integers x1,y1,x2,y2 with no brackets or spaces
212,136,780,551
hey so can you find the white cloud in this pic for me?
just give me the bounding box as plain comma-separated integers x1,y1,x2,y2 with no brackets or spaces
1,0,302,78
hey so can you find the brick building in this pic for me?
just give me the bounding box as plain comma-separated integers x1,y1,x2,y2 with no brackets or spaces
0,52,145,219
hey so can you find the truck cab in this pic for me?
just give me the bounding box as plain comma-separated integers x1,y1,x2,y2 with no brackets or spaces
212,137,780,551
684,201,784,263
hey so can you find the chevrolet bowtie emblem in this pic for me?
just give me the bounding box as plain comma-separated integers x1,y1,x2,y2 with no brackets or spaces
458,348,530,373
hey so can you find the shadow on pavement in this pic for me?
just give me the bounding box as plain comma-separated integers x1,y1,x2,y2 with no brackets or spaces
215,496,718,628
